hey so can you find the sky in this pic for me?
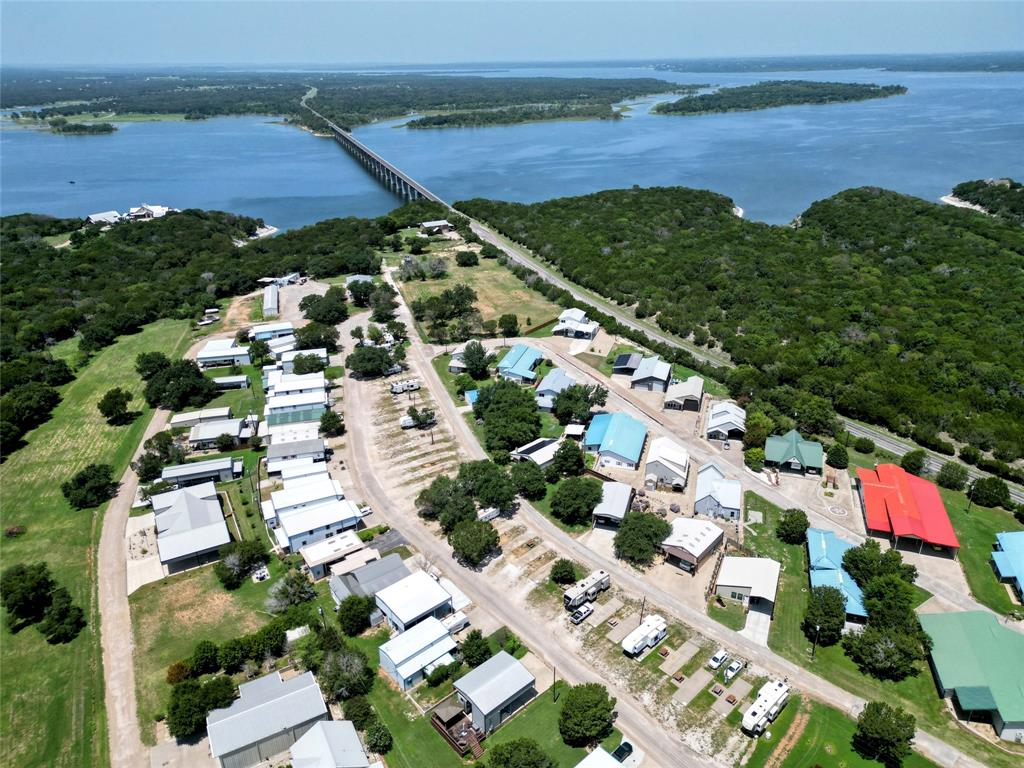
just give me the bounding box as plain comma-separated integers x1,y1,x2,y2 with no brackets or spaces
2,1,1022,68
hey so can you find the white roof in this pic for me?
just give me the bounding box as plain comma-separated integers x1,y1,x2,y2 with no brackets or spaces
421,219,451,228
375,570,452,625
279,499,362,539
161,456,235,481
558,307,588,324
198,339,248,359
662,518,723,560
575,747,620,768
300,530,365,569
695,461,742,510
270,372,327,395
266,391,329,412
665,375,704,402
593,481,633,522
290,720,370,768
251,321,294,335
169,406,232,426
87,210,121,223
631,356,671,383
207,671,327,758
267,438,326,460
270,423,322,444
282,463,330,483
454,651,535,715
646,436,689,476
213,375,249,385
707,401,747,432
563,424,586,437
268,335,297,354
152,484,229,563
513,437,560,467
380,616,453,667
271,476,343,513
189,418,243,442
268,456,314,473
717,557,781,603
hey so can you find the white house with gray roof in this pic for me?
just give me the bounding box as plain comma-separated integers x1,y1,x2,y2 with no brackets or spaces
694,462,742,520
207,671,328,768
630,357,672,392
663,376,704,411
706,402,747,441
375,570,453,632
454,651,536,734
151,482,231,570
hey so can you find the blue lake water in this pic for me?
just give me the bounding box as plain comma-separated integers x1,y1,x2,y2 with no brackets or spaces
2,67,1022,227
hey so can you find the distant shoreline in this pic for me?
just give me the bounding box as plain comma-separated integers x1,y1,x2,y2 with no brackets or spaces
939,194,991,215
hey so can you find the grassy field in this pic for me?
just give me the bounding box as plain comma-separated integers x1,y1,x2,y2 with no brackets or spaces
0,319,194,768
128,561,283,743
707,596,747,631
203,364,267,416
745,695,938,768
743,493,1024,768
396,257,562,334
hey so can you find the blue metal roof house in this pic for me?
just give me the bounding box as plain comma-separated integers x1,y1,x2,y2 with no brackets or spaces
584,412,648,469
806,528,866,620
497,344,543,382
992,531,1024,602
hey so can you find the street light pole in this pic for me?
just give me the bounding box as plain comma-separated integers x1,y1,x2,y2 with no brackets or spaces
811,624,821,660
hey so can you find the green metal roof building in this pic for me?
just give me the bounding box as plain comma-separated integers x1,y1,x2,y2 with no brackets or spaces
764,429,823,473
919,611,1024,742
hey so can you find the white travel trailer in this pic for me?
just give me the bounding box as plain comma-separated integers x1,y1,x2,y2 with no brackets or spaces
742,680,790,735
563,570,611,610
621,615,668,656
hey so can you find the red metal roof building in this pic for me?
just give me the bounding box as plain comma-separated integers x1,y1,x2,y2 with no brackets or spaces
856,464,960,555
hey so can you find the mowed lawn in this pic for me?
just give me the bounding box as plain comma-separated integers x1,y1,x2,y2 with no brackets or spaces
744,493,1024,768
0,319,193,768
397,257,562,333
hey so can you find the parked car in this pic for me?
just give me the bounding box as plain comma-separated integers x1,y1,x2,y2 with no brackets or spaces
611,741,634,762
570,604,594,625
385,364,403,376
399,416,415,429
708,648,729,670
724,659,743,682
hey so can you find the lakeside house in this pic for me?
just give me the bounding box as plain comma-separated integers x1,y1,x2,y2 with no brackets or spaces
161,456,242,487
187,417,256,450
263,284,279,318
374,570,454,632
511,437,560,468
169,406,232,429
663,375,704,411
992,531,1024,602
421,219,453,234
855,464,960,557
693,461,741,519
764,430,823,474
197,339,250,369
706,402,747,441
249,321,295,341
660,518,723,573
535,368,575,411
206,671,328,768
266,438,327,473
715,556,781,617
299,530,369,580
329,553,410,607
584,412,648,470
289,721,373,768
86,210,121,225
261,475,360,552
611,353,642,375
920,611,1024,742
592,481,634,527
379,616,458,690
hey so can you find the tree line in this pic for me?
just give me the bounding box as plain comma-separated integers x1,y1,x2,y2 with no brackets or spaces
952,178,1023,226
653,80,907,115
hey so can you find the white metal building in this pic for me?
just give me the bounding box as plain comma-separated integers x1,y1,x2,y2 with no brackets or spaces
379,616,458,690
374,570,453,632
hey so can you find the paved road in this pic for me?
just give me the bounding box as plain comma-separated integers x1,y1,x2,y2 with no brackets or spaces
369,282,987,768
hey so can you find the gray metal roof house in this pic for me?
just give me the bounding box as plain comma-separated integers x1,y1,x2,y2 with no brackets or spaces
207,671,328,768
454,651,536,734
289,720,372,768
150,482,230,571
161,456,242,487
329,553,410,606
630,356,672,392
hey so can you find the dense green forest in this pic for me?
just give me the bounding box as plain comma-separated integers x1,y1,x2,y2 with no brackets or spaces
952,178,1024,225
458,186,1024,463
406,103,621,128
2,70,676,132
653,80,906,115
0,209,393,449
47,118,116,135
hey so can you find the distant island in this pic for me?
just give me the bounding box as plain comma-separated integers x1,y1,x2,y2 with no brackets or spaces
949,178,1023,225
49,119,116,135
653,80,907,115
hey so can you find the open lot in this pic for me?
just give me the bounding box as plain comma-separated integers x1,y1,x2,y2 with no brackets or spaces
0,319,194,768
744,493,1024,768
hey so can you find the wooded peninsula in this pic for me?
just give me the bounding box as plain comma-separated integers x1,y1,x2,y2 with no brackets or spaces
952,178,1023,225
653,80,907,115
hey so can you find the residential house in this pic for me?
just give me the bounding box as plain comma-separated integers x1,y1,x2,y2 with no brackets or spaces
289,721,373,768
280,459,331,483
715,557,781,616
150,482,230,571
269,372,327,398
992,531,1024,602
806,528,867,621
663,376,704,411
693,462,741,519
268,334,298,359
127,203,176,219
379,616,458,690
630,357,672,392
552,308,599,339
206,671,328,768
265,391,330,418
169,406,232,429
661,518,723,573
375,570,453,632
329,553,410,607
421,219,453,234
644,436,690,490
448,342,470,373
856,464,960,556
266,439,327,473
574,748,620,768
197,339,250,368
273,499,362,553
764,430,823,474
250,321,295,341
345,274,375,287
706,402,747,441
496,344,543,383
511,437,560,468
187,417,254,450
584,412,648,470
161,456,242,487
535,368,576,412
454,651,536,734
263,284,279,318
920,612,1024,742
611,353,642,375
86,210,121,225
592,481,634,527
300,530,367,580
212,375,249,390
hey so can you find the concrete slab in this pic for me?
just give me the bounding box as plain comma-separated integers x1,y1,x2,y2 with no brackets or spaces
659,639,700,675
126,513,165,595
585,596,623,627
518,651,554,695
673,669,712,706
712,676,752,716
148,735,215,768
738,606,771,647
605,612,641,644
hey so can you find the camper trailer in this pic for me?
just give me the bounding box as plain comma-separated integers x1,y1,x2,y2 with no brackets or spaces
563,570,611,610
621,615,668,656
741,680,790,735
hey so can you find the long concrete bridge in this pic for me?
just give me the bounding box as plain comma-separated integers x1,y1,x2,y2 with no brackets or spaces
303,100,444,203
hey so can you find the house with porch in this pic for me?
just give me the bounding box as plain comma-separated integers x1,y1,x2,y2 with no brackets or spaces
764,430,823,474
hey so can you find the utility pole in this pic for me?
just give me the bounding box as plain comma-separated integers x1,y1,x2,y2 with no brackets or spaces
638,596,646,624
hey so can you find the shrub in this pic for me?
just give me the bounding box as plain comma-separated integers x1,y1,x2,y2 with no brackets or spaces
777,508,810,544
613,512,671,566
935,461,968,491
166,660,193,684
344,696,376,730
853,701,916,767
365,719,393,753
549,559,578,585
744,447,765,472
37,585,86,644
61,464,117,509
455,250,479,267
337,595,375,637
448,519,498,566
460,629,493,668
899,449,927,476
853,437,875,454
558,683,616,746
190,640,220,675
826,443,849,469
550,476,602,525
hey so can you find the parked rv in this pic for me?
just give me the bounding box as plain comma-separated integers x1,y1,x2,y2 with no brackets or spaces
399,416,415,429
621,614,668,656
563,570,611,610
742,680,790,735
477,506,500,522
390,379,421,394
